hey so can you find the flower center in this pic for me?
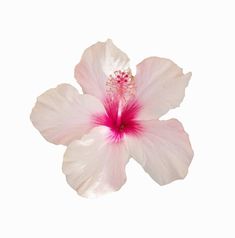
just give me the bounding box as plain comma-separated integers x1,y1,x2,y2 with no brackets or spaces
93,69,142,142
93,99,143,143
106,69,136,103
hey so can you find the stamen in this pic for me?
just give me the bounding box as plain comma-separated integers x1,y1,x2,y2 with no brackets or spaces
106,69,136,102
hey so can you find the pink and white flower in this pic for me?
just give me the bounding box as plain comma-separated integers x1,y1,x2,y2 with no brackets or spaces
30,39,193,198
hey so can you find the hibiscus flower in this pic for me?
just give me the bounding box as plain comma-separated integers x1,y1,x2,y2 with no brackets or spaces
30,39,193,198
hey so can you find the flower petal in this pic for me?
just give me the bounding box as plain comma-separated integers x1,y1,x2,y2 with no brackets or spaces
75,39,130,100
135,57,191,120
63,126,129,198
30,84,105,145
126,119,193,185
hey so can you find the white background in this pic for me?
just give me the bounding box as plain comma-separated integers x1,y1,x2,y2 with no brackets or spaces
0,0,234,237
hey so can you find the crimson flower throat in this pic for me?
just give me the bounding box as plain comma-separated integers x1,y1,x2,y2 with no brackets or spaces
94,69,142,142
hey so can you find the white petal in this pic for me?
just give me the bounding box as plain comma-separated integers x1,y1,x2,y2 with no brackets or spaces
75,39,130,100
126,119,193,185
30,84,105,145
63,126,129,198
135,57,191,119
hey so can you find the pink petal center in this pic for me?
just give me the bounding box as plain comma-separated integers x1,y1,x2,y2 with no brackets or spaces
93,98,143,142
